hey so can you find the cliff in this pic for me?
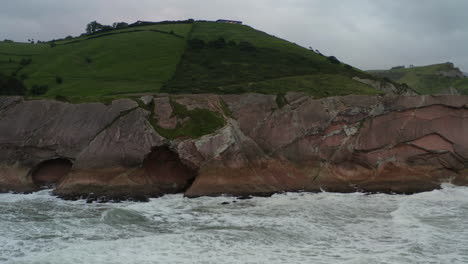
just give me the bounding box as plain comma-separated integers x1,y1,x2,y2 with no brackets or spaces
1,94,467,200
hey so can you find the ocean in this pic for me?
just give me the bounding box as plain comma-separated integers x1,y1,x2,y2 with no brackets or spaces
1,184,467,264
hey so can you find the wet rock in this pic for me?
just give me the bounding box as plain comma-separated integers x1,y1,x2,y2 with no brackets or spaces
237,196,253,200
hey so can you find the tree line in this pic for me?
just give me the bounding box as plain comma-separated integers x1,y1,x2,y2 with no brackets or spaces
85,21,129,34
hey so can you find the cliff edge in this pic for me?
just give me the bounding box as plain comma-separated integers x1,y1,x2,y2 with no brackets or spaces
1,93,467,200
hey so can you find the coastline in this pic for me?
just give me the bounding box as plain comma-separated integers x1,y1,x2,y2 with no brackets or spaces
1,93,468,200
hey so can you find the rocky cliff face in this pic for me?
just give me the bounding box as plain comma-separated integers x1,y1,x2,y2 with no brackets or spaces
1,94,467,199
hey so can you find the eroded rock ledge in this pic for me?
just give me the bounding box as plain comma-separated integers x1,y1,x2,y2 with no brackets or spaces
1,94,467,199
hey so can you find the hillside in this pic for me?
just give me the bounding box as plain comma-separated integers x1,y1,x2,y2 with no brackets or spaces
0,23,191,101
0,20,399,101
369,62,468,95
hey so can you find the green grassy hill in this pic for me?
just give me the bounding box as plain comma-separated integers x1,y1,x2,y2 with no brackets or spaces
0,20,393,101
0,23,191,101
368,63,468,95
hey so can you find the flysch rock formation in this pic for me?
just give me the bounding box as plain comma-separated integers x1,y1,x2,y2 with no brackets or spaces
1,94,468,200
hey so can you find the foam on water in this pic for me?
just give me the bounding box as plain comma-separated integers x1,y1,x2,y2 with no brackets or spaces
1,185,468,264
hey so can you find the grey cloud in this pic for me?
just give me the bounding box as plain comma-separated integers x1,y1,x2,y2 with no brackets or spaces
0,0,466,71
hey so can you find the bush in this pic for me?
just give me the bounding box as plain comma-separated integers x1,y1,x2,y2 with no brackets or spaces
19,73,28,80
65,36,73,40
327,56,340,64
0,73,26,95
85,57,93,64
99,25,114,32
55,95,70,102
30,84,49,95
113,22,129,29
188,38,205,50
49,42,57,48
56,76,63,84
208,37,226,49
153,100,226,139
19,58,32,66
239,41,256,52
275,91,288,108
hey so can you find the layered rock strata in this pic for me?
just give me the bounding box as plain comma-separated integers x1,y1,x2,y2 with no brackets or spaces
1,94,467,199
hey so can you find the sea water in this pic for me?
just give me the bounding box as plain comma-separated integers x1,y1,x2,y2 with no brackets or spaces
1,184,467,264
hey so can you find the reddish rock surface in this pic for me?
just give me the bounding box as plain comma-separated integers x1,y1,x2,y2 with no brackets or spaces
142,146,196,193
31,159,72,187
1,94,468,199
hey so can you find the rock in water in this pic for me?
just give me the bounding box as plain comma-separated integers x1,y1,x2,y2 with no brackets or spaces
1,94,468,199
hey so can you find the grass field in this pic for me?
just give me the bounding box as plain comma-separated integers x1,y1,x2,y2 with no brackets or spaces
0,23,192,99
190,22,326,61
1,21,388,100
218,74,382,97
369,63,468,94
162,22,380,96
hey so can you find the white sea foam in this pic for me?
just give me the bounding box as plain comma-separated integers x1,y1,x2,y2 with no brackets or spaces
1,186,468,263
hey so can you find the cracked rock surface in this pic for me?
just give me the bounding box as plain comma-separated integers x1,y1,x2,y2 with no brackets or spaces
1,94,468,198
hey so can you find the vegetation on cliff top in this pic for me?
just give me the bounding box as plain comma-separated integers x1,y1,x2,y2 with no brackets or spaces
151,98,225,140
368,62,468,95
0,19,393,100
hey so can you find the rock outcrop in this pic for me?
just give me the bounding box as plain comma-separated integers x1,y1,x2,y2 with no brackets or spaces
352,77,417,95
1,94,467,199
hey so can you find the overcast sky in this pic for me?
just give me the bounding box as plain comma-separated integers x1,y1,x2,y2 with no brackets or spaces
1,0,467,71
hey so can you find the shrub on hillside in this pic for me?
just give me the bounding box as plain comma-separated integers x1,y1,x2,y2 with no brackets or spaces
30,84,49,96
208,37,226,49
19,58,32,66
56,76,63,84
0,73,26,95
327,56,340,64
275,91,288,108
188,38,205,50
99,25,114,32
55,95,70,102
86,21,103,34
239,41,256,52
112,22,129,29
19,73,28,80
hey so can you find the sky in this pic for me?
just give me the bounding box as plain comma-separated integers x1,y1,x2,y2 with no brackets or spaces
1,0,467,71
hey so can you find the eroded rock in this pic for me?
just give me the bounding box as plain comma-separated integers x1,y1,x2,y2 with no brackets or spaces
1,94,468,198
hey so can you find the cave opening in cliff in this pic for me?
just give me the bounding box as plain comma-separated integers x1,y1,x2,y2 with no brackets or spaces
31,158,72,187
143,146,197,193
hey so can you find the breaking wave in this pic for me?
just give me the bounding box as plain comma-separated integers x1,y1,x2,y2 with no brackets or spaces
1,185,468,263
